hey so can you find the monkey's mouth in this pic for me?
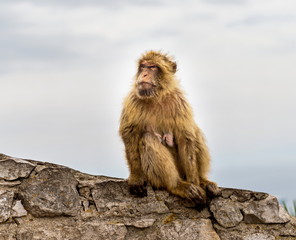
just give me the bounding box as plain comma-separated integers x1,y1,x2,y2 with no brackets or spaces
137,82,156,97
138,82,157,91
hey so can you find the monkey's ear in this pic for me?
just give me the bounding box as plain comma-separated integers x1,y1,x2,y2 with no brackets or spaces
171,61,177,73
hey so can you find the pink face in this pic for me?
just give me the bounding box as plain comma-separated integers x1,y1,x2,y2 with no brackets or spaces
137,61,159,97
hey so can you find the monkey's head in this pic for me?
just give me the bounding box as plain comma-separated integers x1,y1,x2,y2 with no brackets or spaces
135,51,178,99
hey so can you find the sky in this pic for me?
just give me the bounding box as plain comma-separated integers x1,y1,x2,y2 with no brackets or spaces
0,0,295,202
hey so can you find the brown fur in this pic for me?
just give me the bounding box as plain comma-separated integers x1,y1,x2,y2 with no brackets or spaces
119,51,219,203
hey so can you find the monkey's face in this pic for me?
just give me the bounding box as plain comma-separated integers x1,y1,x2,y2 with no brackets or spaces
136,61,160,98
134,51,178,99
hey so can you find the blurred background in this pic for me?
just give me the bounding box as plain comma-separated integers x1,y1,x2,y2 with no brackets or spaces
0,0,295,206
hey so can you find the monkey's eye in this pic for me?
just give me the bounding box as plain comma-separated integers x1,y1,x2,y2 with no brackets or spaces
139,64,158,71
148,65,157,70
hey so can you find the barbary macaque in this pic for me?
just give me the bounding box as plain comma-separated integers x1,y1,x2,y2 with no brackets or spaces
119,51,219,203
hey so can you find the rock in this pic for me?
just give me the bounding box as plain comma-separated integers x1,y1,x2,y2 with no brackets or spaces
243,195,290,224
19,167,80,217
0,179,21,187
159,219,220,240
91,180,169,218
123,218,156,228
80,222,128,240
0,153,295,240
11,200,27,218
0,190,14,222
210,197,243,228
0,158,35,180
243,233,275,240
220,188,269,202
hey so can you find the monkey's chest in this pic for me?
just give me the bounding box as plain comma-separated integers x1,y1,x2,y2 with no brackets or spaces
139,107,174,134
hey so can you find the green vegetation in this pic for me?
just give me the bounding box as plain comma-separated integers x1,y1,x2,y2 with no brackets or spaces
281,200,296,217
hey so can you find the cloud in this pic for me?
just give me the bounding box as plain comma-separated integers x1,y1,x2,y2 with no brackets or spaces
228,14,296,28
29,0,165,8
203,0,248,5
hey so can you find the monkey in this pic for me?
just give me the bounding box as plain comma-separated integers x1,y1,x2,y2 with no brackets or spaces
119,50,219,203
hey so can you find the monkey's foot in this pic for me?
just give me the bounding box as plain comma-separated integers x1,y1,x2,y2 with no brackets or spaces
129,184,147,197
202,180,221,198
172,181,206,204
189,185,207,204
128,176,148,198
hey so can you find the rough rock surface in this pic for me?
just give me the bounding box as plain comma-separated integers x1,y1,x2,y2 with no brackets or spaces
19,167,81,217
0,153,295,240
0,157,35,181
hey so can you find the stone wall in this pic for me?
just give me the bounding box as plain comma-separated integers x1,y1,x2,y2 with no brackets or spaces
0,153,295,240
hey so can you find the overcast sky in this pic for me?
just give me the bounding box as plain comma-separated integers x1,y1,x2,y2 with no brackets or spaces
0,0,295,202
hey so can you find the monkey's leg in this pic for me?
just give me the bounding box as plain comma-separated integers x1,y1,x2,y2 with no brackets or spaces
177,136,200,185
139,133,205,203
127,148,148,197
121,130,148,197
196,140,220,197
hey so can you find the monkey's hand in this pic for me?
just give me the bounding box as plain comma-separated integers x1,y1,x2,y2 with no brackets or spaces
128,176,147,198
153,132,163,143
163,133,174,147
152,132,174,147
